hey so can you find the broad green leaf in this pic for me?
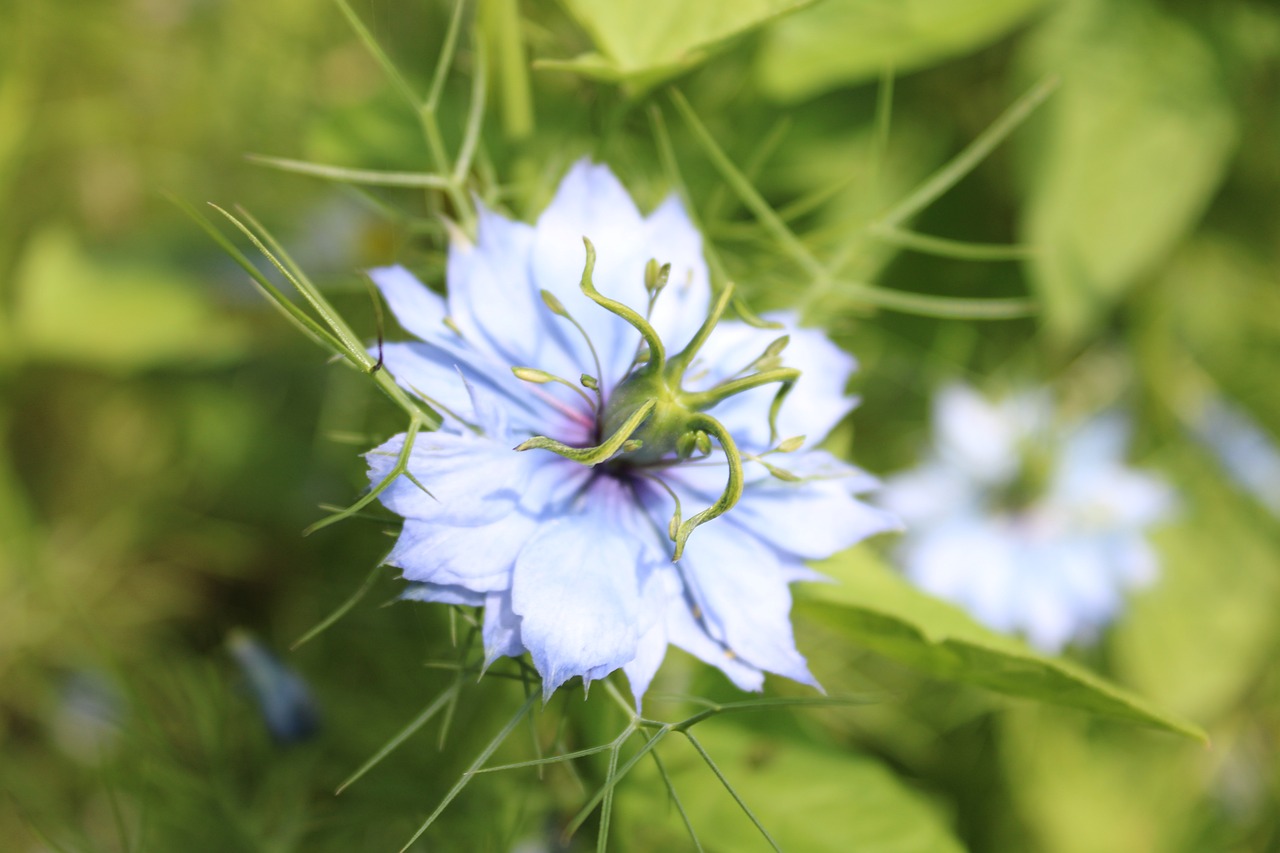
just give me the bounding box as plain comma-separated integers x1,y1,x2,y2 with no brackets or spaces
756,0,1050,102
1111,455,1280,724
1001,708,1206,853
1017,0,1238,347
12,227,247,372
799,548,1206,741
542,0,813,91
622,724,967,852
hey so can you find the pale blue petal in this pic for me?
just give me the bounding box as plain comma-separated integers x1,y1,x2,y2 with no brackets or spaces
530,160,650,388
881,464,979,527
687,317,858,450
664,584,766,692
401,582,486,607
369,265,448,341
677,518,817,686
666,452,899,560
388,513,537,592
483,591,525,666
933,384,1022,485
369,431,544,526
446,204,545,366
511,498,646,698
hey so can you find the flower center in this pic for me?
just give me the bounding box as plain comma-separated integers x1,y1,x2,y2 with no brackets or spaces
509,238,801,559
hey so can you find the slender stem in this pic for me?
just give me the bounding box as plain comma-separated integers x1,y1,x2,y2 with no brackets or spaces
875,74,1059,231
245,154,451,188
870,226,1035,261
670,88,823,278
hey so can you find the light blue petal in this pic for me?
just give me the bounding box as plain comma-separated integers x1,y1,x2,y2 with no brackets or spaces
933,384,1023,485
530,160,650,388
369,265,448,341
663,584,766,692
401,582,486,607
667,451,899,560
388,513,537,592
368,431,545,526
446,204,545,366
687,317,858,451
483,591,525,666
510,502,646,699
621,565,677,707
676,518,818,687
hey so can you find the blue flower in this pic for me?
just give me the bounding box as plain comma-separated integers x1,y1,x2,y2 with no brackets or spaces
881,384,1174,653
365,161,897,702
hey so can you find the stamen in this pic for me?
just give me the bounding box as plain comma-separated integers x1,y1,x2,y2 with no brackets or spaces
512,366,597,411
540,288,605,412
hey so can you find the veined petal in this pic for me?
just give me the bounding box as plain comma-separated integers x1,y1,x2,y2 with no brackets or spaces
511,486,650,698
483,590,526,666
667,452,899,560
446,204,544,366
688,317,859,451
531,160,651,388
677,518,817,687
664,585,766,692
368,431,542,526
388,513,537,592
369,265,448,342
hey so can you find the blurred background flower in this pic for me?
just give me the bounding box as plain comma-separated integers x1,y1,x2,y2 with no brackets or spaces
881,384,1173,651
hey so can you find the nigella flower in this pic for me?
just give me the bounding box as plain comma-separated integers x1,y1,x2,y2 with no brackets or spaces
365,161,897,702
880,384,1174,653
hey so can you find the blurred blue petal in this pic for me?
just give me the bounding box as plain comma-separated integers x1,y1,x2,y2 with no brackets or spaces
883,385,1174,653
227,630,320,745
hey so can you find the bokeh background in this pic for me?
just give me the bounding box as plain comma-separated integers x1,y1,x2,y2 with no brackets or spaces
2,0,1278,850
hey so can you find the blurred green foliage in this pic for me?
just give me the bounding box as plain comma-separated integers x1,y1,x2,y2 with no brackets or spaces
1,0,1278,851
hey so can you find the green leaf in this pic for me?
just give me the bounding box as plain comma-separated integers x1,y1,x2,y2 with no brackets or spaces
11,227,247,372
798,547,1206,741
623,724,966,852
756,0,1050,102
1111,455,1280,724
543,0,813,91
1017,0,1238,347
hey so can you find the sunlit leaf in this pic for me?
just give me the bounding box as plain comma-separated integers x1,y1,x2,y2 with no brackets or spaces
541,0,813,91
1017,0,1238,346
756,0,1050,101
799,547,1206,741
